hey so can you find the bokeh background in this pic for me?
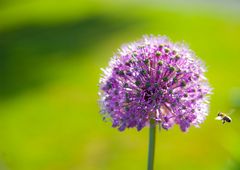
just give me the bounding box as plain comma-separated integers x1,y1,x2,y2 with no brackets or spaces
1,0,240,170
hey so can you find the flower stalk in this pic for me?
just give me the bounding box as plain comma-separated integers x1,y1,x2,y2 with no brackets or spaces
147,119,156,170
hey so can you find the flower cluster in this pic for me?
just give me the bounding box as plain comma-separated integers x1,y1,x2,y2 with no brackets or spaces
99,35,211,132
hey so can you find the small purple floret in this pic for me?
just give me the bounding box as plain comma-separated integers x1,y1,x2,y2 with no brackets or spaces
99,35,211,132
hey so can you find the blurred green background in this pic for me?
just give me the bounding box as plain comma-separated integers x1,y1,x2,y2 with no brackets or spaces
0,0,240,170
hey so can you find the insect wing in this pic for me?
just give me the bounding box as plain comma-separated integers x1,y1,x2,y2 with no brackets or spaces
228,109,235,116
215,116,222,120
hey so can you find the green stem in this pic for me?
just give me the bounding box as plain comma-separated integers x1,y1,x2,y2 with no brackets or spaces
147,119,156,170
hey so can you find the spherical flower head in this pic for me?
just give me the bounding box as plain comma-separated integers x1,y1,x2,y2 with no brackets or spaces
99,35,211,132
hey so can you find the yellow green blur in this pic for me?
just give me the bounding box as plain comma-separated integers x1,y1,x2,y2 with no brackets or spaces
0,0,240,170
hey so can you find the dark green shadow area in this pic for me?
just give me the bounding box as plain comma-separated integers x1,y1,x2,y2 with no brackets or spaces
0,15,140,99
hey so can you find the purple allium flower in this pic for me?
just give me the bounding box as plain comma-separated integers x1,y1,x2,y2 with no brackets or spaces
99,35,211,132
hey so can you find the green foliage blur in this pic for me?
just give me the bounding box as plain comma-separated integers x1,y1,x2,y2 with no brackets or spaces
0,0,240,169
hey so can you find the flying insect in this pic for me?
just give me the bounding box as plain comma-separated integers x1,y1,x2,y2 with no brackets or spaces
215,112,232,124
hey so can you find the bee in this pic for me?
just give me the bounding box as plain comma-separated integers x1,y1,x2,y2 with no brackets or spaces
215,112,232,124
